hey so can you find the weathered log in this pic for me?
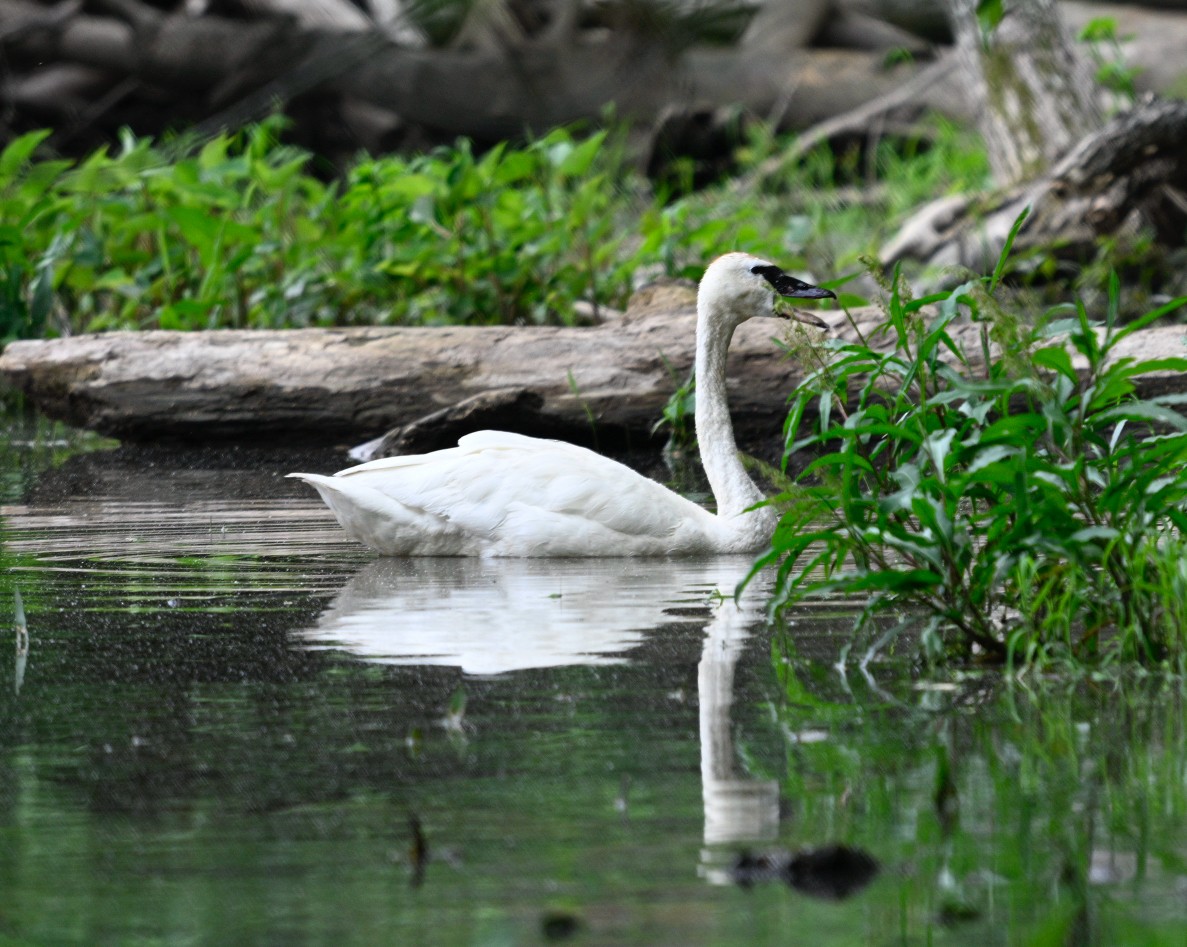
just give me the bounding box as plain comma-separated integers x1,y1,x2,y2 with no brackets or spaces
4,285,1187,454
882,97,1187,279
0,283,808,448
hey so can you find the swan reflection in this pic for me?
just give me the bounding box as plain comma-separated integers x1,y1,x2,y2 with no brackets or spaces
698,579,781,878
697,583,881,897
14,588,28,696
298,556,758,676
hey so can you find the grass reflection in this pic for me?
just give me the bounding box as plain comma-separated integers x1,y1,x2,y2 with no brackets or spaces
771,628,1187,944
0,405,116,504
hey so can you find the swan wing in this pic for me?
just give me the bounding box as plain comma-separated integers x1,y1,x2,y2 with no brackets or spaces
314,431,723,556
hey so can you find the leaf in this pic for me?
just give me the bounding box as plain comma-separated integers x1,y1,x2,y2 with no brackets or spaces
1096,402,1187,431
802,451,874,478
1078,16,1119,42
922,429,956,481
380,173,439,200
1069,525,1120,545
556,132,606,178
28,265,53,331
493,150,537,186
976,0,1004,35
0,130,51,179
1032,345,1077,381
989,205,1029,294
1114,357,1187,380
168,205,220,247
966,444,1019,473
820,568,943,594
1113,295,1187,341
902,290,954,314
981,414,1045,444
198,135,230,170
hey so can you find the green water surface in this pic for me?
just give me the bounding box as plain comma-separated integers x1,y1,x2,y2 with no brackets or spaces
1,414,1185,946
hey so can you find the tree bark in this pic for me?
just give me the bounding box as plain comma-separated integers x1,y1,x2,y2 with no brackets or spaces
946,0,1103,185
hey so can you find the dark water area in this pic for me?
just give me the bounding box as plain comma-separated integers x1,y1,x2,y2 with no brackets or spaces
2,414,1186,945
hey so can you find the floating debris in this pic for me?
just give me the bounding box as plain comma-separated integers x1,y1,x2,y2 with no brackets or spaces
408,813,428,889
732,843,880,899
541,910,582,941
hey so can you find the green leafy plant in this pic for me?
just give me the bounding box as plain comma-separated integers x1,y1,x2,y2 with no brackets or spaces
0,122,648,336
0,114,995,341
758,216,1187,667
652,359,696,449
1078,17,1141,104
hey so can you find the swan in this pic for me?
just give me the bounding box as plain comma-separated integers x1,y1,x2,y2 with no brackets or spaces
289,252,834,556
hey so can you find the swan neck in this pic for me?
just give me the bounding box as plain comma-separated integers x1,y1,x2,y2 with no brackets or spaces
695,306,767,524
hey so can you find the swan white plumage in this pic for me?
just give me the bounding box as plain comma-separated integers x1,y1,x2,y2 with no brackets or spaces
289,252,834,556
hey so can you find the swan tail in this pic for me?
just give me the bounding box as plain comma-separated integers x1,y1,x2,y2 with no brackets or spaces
288,472,467,555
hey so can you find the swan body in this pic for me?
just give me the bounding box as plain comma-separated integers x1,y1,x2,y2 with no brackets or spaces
290,252,833,557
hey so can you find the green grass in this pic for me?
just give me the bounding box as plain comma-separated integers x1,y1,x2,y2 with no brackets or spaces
0,115,990,341
757,218,1187,668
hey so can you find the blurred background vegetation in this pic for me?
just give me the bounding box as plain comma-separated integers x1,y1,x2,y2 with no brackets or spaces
1,0,1186,340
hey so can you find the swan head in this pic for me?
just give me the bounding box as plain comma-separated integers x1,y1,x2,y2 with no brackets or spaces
698,252,834,329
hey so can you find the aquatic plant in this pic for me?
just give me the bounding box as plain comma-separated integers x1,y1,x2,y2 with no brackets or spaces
760,217,1187,666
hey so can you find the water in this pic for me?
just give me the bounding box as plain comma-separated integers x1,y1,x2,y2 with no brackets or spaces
2,416,1187,945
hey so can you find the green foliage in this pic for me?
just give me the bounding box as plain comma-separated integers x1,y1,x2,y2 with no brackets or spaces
0,121,646,337
652,359,696,449
341,130,638,326
1078,17,1141,104
975,0,1004,40
0,115,992,340
759,218,1187,667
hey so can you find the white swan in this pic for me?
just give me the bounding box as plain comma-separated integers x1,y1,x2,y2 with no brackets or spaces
289,252,833,556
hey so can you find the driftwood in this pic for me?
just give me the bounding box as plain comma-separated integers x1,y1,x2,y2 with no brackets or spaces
5,283,1187,455
882,97,1187,279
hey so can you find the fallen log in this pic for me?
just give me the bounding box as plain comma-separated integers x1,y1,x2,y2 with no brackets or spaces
4,284,1187,454
0,283,795,449
0,0,955,145
882,97,1187,280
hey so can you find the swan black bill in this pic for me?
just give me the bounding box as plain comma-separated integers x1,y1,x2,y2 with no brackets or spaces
751,264,836,301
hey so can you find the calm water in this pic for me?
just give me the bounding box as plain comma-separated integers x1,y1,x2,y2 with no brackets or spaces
2,414,1186,946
